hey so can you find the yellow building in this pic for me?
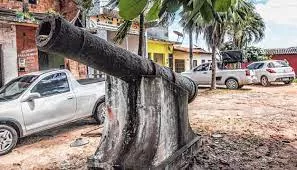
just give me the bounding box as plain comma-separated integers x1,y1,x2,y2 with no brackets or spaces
173,46,212,73
147,39,178,69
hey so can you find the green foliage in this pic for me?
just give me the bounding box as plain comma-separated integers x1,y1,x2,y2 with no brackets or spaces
16,11,35,22
226,0,265,49
243,46,269,62
146,0,162,21
113,20,133,44
200,2,214,22
293,79,297,83
119,0,147,20
214,0,232,12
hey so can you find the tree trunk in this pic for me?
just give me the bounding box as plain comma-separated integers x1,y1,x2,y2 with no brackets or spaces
210,45,217,90
138,13,145,57
189,27,193,69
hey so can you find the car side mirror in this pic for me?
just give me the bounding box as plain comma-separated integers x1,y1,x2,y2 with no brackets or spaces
21,93,41,102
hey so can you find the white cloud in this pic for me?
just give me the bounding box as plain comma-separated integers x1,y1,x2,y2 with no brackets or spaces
256,0,297,27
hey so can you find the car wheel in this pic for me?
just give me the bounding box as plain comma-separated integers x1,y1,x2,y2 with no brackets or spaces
225,78,239,89
261,76,270,87
94,101,106,125
284,80,293,85
0,125,18,156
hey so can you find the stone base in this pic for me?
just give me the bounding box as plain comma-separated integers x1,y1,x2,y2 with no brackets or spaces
88,76,197,169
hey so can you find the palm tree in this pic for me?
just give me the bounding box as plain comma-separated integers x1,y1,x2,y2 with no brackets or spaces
180,11,205,69
204,20,227,90
227,0,265,49
106,0,234,58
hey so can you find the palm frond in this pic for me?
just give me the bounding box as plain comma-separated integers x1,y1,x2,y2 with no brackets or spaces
113,20,133,44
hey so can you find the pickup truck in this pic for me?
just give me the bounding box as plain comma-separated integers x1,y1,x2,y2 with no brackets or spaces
0,69,105,155
182,62,256,89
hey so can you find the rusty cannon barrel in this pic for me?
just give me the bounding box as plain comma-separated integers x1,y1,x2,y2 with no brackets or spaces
36,15,197,103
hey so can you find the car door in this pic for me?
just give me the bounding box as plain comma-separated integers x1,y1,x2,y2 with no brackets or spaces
191,63,211,84
21,72,76,133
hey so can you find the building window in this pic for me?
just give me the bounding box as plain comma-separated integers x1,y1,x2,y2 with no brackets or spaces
29,0,37,4
193,60,198,67
201,59,205,63
208,60,212,63
175,59,185,73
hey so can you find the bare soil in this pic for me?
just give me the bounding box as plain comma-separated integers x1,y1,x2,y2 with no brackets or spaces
189,83,297,169
1,84,297,169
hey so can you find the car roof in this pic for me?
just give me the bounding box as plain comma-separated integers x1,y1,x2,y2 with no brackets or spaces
250,60,285,64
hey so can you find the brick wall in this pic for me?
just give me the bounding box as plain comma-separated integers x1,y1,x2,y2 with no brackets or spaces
0,0,60,13
65,58,87,79
0,0,79,21
16,25,39,75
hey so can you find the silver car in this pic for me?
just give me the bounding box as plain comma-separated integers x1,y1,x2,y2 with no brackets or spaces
247,60,296,86
0,70,105,155
182,62,256,89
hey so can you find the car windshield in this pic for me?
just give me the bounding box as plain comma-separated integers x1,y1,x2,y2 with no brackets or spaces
0,75,39,101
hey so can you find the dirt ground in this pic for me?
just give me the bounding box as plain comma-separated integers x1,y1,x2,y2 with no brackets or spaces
1,84,297,169
189,83,297,169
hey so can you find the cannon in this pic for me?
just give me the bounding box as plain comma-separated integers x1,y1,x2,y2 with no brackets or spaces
36,15,200,169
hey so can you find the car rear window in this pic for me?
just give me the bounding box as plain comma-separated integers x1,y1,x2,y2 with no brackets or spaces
268,61,289,68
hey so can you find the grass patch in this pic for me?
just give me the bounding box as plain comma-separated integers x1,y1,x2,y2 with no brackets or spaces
293,79,297,83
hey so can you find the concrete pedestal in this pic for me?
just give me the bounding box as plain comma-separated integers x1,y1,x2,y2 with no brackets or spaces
88,76,198,169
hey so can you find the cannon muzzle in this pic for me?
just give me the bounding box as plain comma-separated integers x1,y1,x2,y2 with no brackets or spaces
36,15,197,102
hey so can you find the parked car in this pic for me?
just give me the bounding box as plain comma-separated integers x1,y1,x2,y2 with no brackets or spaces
181,62,256,89
0,69,105,155
247,60,296,86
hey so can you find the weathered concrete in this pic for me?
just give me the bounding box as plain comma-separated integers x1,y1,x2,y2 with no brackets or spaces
0,23,18,83
88,76,197,169
36,15,198,103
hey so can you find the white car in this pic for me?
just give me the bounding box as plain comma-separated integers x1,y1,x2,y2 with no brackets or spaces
0,69,105,155
182,62,256,89
247,60,296,86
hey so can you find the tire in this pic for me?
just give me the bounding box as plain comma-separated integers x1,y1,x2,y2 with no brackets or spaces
94,101,106,125
225,78,239,89
284,80,293,85
0,124,18,156
260,76,270,87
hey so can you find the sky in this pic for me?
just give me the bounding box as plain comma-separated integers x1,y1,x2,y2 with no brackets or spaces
168,0,297,50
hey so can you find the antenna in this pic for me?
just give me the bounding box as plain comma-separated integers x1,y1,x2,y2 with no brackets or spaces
173,31,184,42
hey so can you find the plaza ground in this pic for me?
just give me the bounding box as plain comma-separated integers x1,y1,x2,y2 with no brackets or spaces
1,84,297,169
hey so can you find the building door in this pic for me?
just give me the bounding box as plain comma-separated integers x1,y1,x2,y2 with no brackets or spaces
154,53,164,65
0,45,3,87
175,59,185,73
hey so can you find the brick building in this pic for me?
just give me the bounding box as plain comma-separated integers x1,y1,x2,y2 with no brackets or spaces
0,0,87,86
